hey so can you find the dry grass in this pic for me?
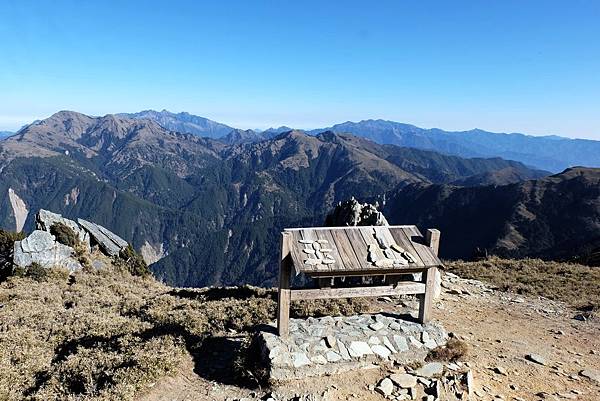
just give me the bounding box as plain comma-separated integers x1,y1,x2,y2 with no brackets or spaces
0,268,371,400
446,257,600,311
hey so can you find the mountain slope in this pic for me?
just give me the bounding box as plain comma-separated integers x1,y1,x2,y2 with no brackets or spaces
313,119,600,172
120,109,234,138
0,111,551,287
384,167,600,263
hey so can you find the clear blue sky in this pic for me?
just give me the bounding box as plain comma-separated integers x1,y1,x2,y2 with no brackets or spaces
1,0,599,139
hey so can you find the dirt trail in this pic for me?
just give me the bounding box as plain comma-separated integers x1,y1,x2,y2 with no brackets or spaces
138,273,600,401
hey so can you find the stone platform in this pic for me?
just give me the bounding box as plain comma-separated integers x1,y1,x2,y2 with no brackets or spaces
256,313,447,381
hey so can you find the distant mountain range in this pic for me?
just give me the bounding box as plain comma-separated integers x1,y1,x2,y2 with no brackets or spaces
0,111,556,287
0,131,12,140
119,109,234,138
312,120,600,172
111,110,600,172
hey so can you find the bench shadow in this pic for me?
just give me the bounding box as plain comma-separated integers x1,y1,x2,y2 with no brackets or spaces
168,286,276,302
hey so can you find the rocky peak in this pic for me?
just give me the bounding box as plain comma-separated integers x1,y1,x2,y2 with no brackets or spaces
325,197,389,226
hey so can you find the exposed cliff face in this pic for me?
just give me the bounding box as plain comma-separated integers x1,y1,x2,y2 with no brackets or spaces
7,188,28,232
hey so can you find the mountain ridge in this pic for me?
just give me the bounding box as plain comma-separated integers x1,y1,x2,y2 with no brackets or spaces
114,110,600,171
0,111,551,287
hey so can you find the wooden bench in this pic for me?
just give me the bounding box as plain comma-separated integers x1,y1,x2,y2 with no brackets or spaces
277,225,442,337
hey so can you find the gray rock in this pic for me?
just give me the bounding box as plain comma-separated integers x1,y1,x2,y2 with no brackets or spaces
369,322,385,331
390,373,418,388
36,209,90,246
416,362,444,378
325,351,342,363
77,218,128,256
494,366,508,376
368,336,381,345
580,369,600,383
408,336,423,349
382,336,397,353
348,341,373,357
325,335,337,348
375,378,394,396
325,197,389,227
337,341,351,360
371,344,391,359
393,335,409,352
291,352,311,368
465,370,474,394
526,353,547,366
13,230,82,271
311,355,327,365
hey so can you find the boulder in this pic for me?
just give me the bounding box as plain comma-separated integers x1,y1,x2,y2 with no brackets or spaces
325,197,389,227
13,230,82,271
77,218,128,256
36,209,90,247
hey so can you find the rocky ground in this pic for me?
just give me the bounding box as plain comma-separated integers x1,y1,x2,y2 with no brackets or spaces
138,272,600,401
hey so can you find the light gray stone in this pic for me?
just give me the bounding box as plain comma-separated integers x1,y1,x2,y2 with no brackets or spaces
466,369,474,394
375,378,394,396
325,335,337,348
368,336,381,345
13,230,82,271
36,209,90,245
416,362,444,378
394,335,409,352
311,355,327,365
291,352,311,368
337,341,351,360
390,373,418,388
408,336,423,349
580,369,600,383
526,353,547,366
371,344,391,359
325,351,342,363
369,322,385,331
348,341,373,357
382,336,397,353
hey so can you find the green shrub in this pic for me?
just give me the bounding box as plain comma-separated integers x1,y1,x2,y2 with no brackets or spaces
50,222,78,247
114,245,150,277
12,262,49,282
0,229,26,281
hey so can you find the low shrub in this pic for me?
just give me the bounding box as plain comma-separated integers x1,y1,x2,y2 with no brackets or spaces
50,223,79,247
0,229,26,281
114,245,150,277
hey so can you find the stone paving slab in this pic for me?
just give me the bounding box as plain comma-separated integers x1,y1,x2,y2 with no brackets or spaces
256,313,447,381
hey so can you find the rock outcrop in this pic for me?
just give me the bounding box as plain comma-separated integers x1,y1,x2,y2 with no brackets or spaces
77,218,128,256
325,197,389,227
12,209,129,271
13,230,82,271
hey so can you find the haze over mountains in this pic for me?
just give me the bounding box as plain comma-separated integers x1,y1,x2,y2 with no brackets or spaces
0,110,598,287
114,109,600,172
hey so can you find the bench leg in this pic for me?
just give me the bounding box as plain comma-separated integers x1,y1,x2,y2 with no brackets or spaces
277,233,292,337
418,267,436,324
